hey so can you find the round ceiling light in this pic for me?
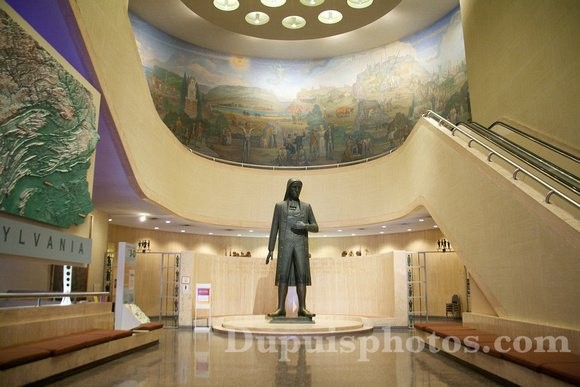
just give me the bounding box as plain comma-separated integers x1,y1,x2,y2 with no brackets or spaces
347,0,373,9
245,11,270,26
260,0,286,7
299,0,325,6
213,0,239,12
282,15,306,29
318,10,343,24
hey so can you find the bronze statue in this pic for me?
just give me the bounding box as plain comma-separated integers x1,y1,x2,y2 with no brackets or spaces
266,178,318,318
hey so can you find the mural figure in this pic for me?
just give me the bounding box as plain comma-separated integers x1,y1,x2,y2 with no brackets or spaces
241,122,254,163
266,178,318,319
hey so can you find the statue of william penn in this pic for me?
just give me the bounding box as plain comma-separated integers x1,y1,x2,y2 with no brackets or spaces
266,178,318,319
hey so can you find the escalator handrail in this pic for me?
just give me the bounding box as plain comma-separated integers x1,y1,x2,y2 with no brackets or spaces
489,121,579,164
423,111,579,209
458,121,579,195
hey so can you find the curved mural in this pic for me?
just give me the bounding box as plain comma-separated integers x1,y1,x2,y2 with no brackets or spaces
131,7,470,167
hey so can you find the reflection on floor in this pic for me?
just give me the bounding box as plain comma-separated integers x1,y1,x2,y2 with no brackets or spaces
46,328,502,386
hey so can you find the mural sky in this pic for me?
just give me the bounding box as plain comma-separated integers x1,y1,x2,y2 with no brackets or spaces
131,7,470,167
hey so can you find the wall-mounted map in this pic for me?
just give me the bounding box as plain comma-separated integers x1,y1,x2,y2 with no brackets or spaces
132,7,470,167
0,3,100,228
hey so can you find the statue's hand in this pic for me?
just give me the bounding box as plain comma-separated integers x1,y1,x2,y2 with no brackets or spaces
294,220,306,229
266,251,273,265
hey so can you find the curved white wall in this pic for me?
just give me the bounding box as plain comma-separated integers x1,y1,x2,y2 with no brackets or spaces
72,0,580,330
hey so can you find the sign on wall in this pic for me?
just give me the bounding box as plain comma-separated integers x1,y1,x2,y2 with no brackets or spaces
0,216,92,264
195,283,211,310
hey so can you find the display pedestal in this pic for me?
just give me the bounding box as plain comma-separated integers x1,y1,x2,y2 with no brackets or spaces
114,242,140,330
269,316,314,324
214,315,372,336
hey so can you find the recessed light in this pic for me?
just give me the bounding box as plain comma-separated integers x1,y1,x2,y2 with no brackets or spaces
249,230,254,233
337,229,343,232
407,228,412,232
213,0,239,11
381,225,387,228
245,11,270,25
300,0,324,6
209,232,213,235
260,0,286,7
282,15,306,29
154,226,159,230
180,229,185,233
318,10,342,24
165,220,171,224
419,218,424,222
433,225,438,228
108,218,112,222
347,0,373,9
139,215,146,222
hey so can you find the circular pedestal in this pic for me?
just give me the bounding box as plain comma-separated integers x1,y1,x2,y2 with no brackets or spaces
213,315,373,336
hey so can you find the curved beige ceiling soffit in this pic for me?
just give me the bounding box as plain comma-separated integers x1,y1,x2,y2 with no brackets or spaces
128,0,459,59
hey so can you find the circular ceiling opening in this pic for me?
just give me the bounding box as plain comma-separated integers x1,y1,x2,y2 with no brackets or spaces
182,0,401,40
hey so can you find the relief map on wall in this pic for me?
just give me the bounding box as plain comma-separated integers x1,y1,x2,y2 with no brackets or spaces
131,7,470,168
0,5,99,228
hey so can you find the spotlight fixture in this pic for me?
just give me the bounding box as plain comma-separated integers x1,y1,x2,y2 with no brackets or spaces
347,0,373,9
300,0,324,6
282,15,306,29
260,0,286,7
245,11,270,25
318,10,342,24
213,0,239,11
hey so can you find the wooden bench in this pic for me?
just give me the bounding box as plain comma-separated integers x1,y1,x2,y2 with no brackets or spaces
414,322,580,385
0,303,162,386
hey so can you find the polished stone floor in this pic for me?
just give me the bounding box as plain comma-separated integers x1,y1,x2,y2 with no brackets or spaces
47,328,502,386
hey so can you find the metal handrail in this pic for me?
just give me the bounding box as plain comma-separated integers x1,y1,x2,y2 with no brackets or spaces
0,291,110,307
184,140,394,170
423,111,579,209
458,121,579,195
489,121,579,163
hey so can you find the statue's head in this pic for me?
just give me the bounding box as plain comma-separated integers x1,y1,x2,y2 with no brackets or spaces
284,178,303,201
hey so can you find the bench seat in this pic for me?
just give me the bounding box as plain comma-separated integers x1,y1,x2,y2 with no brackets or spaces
133,322,164,331
0,329,133,369
0,347,52,370
414,322,580,384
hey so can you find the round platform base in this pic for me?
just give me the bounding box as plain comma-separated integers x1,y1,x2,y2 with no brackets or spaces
212,315,374,336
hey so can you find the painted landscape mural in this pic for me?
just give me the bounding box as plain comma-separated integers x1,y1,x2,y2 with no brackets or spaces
131,7,470,167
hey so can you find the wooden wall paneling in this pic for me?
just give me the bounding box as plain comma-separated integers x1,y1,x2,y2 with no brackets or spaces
135,253,162,317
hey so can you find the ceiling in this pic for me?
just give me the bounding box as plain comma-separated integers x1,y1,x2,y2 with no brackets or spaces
93,0,457,238
128,0,459,59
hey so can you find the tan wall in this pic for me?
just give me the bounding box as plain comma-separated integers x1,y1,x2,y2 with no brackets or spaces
106,224,443,259
460,0,580,152
105,226,465,320
181,251,410,326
